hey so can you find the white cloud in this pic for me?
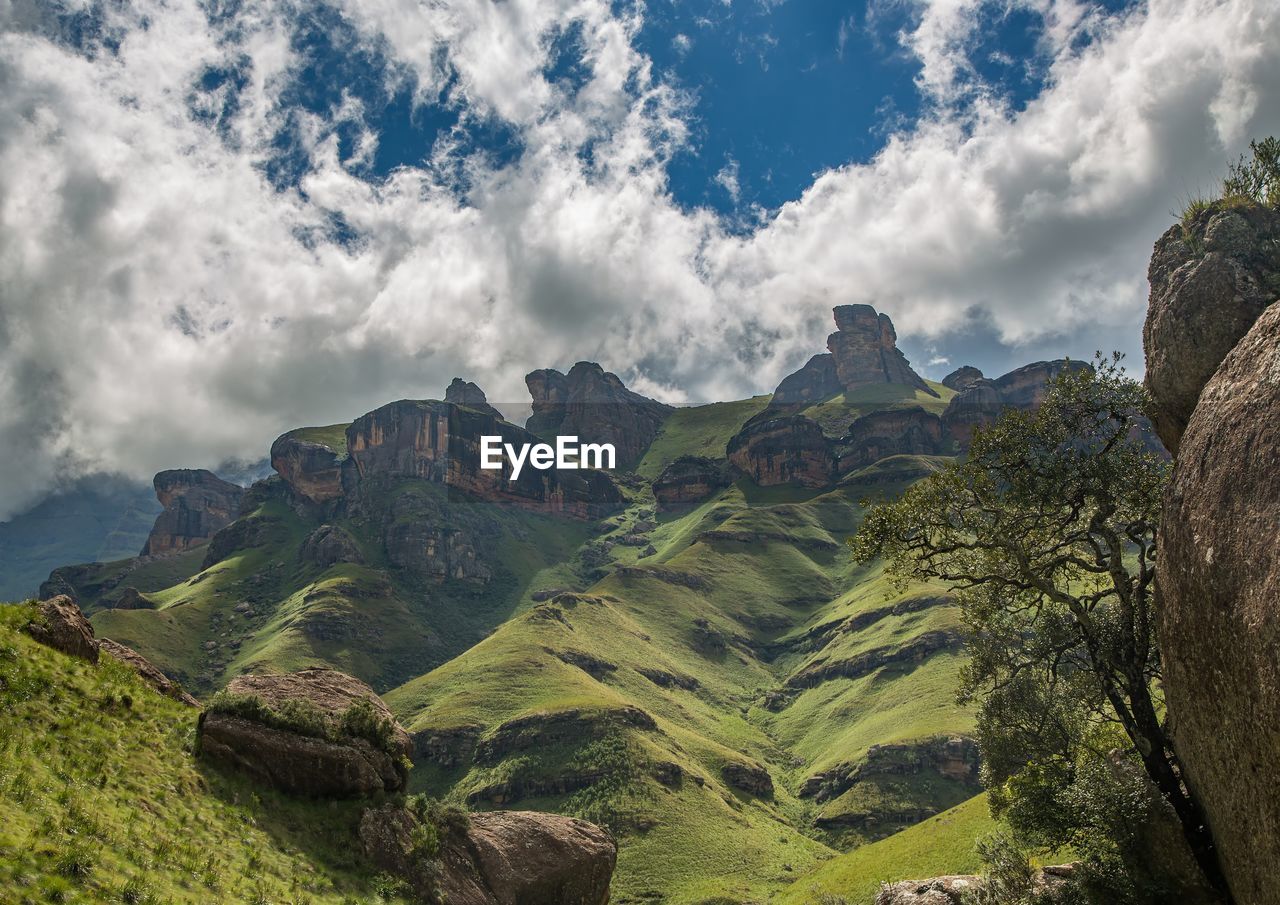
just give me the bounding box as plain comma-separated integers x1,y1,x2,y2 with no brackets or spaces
0,0,1278,518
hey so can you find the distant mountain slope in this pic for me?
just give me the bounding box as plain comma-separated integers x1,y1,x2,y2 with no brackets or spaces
0,475,159,602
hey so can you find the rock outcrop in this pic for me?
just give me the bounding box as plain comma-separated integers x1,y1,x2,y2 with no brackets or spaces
98,638,199,706
836,407,944,473
359,805,616,905
1154,301,1280,905
525,361,673,466
344,399,622,519
940,360,1090,447
727,414,835,487
876,868,1076,905
25,595,98,662
941,366,984,391
721,760,774,797
271,432,345,504
198,668,411,798
445,377,504,420
1143,199,1280,453
651,456,733,510
827,305,937,397
141,469,244,555
772,353,843,405
298,524,364,568
801,736,980,804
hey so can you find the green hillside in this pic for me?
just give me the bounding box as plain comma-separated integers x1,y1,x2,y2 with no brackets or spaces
0,604,403,905
25,394,994,901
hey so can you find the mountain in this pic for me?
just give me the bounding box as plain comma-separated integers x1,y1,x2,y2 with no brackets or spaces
26,313,1081,902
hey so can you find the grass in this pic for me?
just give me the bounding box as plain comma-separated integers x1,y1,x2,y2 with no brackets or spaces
635,396,772,480
778,794,996,904
0,604,406,904
285,423,351,459
800,382,956,438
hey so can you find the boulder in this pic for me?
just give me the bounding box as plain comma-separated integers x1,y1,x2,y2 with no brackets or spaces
876,867,1075,905
1143,199,1280,453
827,304,937,396
25,595,98,662
721,760,774,797
524,361,673,467
359,805,616,905
652,456,733,510
141,469,245,556
941,366,984,391
270,432,345,504
98,638,199,707
198,668,411,798
298,524,364,568
445,377,505,420
1156,301,1280,905
772,353,843,405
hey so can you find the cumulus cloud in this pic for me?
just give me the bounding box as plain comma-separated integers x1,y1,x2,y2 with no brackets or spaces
0,0,1278,518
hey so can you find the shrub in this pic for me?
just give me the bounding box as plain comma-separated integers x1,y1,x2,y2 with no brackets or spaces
1223,136,1280,208
206,691,403,755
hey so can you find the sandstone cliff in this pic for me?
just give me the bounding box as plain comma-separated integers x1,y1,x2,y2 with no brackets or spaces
445,377,504,420
827,304,937,396
940,360,1089,447
140,469,244,555
525,361,673,466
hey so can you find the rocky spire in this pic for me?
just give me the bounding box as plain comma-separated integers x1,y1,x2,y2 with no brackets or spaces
826,304,937,397
444,377,503,420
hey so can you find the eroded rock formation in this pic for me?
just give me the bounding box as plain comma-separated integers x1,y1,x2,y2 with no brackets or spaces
827,305,937,396
359,805,616,905
25,595,98,662
271,432,345,504
940,360,1089,447
198,668,412,798
141,469,244,555
727,414,835,487
651,456,733,510
941,366,984,391
772,353,843,404
445,377,504,420
525,361,673,466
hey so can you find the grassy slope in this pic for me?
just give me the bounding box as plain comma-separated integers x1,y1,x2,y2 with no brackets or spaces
284,423,351,459
0,605,402,905
635,396,772,480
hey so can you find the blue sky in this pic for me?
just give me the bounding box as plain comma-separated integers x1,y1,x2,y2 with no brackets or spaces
0,0,1278,515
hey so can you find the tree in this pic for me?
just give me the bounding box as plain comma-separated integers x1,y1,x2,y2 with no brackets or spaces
849,356,1230,903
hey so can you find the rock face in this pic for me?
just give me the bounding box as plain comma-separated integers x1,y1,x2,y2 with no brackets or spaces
1143,199,1280,454
445,377,504,420
836,407,944,473
344,399,622,519
772,353,843,405
198,668,411,798
940,360,1089,447
98,638,199,706
727,414,835,487
298,524,364,568
826,305,937,397
941,366,983,391
141,469,244,555
25,595,98,662
1154,301,1280,905
359,805,616,905
721,760,774,797
525,361,673,466
651,456,733,510
271,433,345,504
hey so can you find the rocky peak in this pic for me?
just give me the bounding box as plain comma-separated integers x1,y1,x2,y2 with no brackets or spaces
141,469,244,556
826,304,937,397
940,360,1090,448
941,365,984,391
524,361,674,466
444,377,503,420
271,433,345,505
771,353,843,405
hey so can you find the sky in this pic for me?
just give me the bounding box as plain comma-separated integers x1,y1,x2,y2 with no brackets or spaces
0,0,1278,519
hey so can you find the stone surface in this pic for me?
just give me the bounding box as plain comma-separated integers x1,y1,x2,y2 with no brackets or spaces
1143,199,1280,454
298,524,365,568
836,407,945,473
940,360,1090,447
25,595,98,662
827,305,936,396
721,760,774,797
525,361,673,466
198,667,411,798
99,638,199,706
271,433,345,504
772,353,843,404
1157,301,1280,905
359,805,616,905
344,399,623,520
876,867,1076,905
445,377,504,420
651,456,733,510
141,469,245,555
941,366,984,391
726,414,834,487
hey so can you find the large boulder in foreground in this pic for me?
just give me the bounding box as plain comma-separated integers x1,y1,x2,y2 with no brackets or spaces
359,805,616,905
1157,301,1280,905
876,867,1075,904
199,668,411,798
141,469,245,555
25,595,98,662
1143,199,1280,454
